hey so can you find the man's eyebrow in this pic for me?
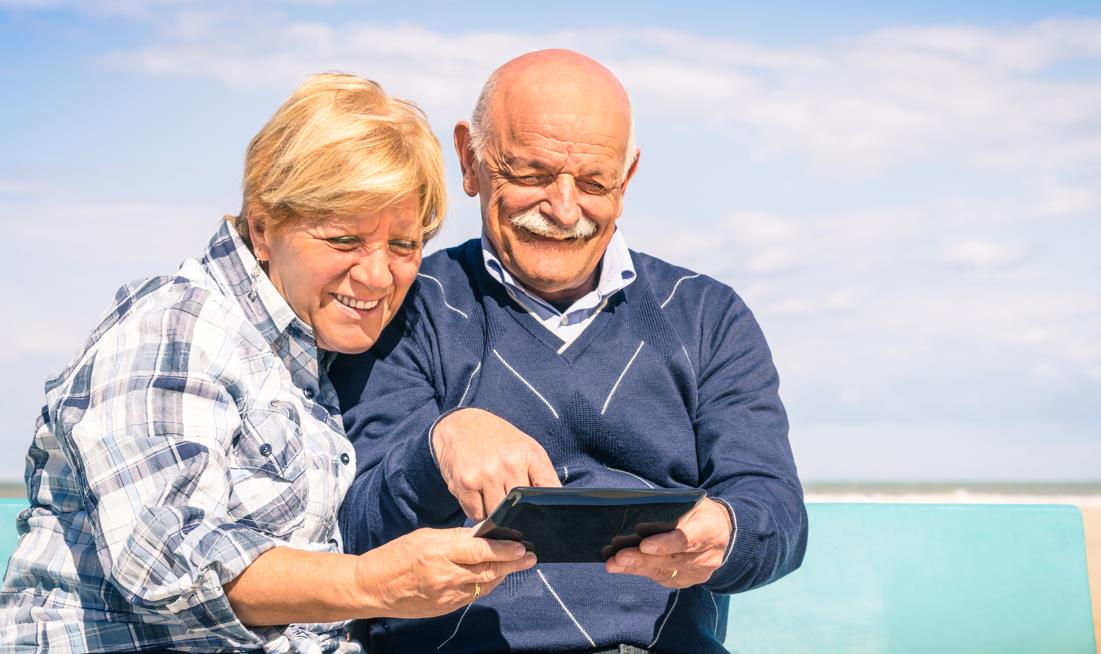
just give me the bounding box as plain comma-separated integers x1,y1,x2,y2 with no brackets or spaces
498,157,615,182
499,156,554,173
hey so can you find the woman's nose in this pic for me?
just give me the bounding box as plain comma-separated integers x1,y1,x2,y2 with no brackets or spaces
349,250,393,291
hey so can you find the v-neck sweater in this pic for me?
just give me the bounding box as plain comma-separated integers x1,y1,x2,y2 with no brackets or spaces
332,239,807,654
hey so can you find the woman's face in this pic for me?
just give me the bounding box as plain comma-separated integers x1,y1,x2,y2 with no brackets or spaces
250,198,423,354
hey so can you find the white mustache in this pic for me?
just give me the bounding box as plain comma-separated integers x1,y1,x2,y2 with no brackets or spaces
509,207,597,240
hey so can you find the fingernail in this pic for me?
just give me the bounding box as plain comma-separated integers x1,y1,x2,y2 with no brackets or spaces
620,554,636,566
523,553,536,565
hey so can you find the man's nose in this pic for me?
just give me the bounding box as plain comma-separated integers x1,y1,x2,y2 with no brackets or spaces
349,249,393,291
542,174,583,226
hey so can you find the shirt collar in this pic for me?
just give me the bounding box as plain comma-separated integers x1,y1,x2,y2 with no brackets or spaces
202,220,313,348
481,227,636,317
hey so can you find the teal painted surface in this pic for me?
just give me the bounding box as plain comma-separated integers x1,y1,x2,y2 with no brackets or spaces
726,503,1097,654
0,499,1094,652
1,499,26,577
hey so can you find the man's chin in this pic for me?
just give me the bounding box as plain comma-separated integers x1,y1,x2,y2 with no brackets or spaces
512,266,596,301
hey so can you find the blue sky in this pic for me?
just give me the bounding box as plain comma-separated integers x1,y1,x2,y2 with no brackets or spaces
1,1,1099,482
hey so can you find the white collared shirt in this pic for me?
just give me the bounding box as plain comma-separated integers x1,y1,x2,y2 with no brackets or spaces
481,229,637,346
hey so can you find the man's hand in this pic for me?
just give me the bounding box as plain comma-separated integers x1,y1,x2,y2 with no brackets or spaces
604,498,732,588
432,408,561,520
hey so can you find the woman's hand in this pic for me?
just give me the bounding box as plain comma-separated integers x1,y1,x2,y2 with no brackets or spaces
355,527,535,618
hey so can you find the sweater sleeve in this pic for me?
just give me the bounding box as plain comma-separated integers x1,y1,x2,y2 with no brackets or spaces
692,291,808,594
333,311,465,555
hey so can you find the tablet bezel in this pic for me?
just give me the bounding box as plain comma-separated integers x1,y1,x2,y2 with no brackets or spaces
474,486,706,563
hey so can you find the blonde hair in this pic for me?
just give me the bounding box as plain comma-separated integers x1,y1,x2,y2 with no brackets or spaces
235,72,446,244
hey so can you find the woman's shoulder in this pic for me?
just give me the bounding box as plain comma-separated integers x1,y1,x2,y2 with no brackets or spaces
50,259,267,391
109,259,259,344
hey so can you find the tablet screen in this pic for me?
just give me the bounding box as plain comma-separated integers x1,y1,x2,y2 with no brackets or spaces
474,487,706,563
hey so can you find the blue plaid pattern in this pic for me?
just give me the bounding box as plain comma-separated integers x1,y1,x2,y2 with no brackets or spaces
0,221,361,653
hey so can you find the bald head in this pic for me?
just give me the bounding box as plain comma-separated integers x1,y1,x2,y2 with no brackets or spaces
469,49,636,178
454,49,641,305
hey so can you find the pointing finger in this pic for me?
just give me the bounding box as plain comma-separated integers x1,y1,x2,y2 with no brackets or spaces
527,452,562,488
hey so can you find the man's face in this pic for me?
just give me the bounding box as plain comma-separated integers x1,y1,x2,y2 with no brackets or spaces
458,97,637,305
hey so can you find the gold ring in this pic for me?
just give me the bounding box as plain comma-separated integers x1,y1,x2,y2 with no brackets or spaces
670,570,678,580
472,582,482,601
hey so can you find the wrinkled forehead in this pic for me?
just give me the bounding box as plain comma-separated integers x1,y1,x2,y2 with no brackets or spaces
489,83,631,169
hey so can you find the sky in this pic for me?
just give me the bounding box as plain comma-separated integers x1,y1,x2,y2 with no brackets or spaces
1,1,1099,483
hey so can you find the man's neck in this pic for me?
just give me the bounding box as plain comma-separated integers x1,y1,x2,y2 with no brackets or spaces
538,261,602,311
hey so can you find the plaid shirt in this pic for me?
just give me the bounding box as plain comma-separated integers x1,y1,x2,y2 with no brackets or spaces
0,221,362,653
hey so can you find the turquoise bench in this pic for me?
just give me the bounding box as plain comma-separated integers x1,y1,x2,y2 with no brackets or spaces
726,503,1097,653
1,499,20,570
1,500,1095,652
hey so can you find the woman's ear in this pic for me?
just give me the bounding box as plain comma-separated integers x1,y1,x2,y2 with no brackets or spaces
246,209,272,261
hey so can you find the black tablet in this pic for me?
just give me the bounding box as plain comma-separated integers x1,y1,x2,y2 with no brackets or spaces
474,486,706,563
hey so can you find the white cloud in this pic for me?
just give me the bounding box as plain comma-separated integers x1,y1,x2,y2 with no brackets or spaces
82,13,1101,180
940,240,1029,269
1036,181,1097,216
5,8,1100,481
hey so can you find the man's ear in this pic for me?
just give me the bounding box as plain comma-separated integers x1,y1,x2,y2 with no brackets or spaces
246,207,273,261
619,148,641,196
453,121,481,198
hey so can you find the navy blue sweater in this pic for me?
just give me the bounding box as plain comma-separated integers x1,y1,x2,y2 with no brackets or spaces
332,239,807,653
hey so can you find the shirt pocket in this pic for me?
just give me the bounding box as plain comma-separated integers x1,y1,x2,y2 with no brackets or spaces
228,403,309,537
235,402,308,480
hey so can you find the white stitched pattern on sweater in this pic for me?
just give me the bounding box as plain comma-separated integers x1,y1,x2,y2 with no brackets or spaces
649,588,681,648
659,274,701,309
709,591,720,633
562,465,569,482
601,340,645,415
536,568,596,648
456,361,481,407
681,344,696,379
716,497,738,565
492,349,559,419
418,273,470,319
436,602,474,650
604,466,654,489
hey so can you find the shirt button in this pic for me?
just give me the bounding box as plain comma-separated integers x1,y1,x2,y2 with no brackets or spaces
302,387,315,400
259,443,272,456
340,452,351,465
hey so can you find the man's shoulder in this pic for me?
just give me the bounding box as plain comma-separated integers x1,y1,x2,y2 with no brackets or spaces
407,238,486,314
630,250,739,308
419,238,481,279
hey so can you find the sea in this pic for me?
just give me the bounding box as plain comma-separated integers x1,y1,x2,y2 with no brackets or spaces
3,480,1100,504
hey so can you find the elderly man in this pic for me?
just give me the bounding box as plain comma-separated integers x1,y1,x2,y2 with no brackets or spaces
331,49,807,653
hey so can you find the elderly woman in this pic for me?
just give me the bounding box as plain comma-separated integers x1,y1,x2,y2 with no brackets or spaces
0,73,533,652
